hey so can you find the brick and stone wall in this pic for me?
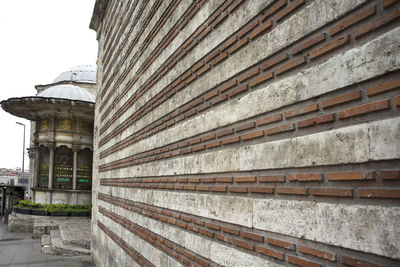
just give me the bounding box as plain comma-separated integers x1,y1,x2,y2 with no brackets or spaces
90,0,400,266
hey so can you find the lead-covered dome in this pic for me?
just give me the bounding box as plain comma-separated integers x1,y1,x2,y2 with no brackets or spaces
53,65,96,84
37,84,95,103
1,65,96,121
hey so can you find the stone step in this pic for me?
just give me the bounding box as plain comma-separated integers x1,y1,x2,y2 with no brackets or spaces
59,221,91,249
41,230,90,256
33,219,59,239
41,234,51,246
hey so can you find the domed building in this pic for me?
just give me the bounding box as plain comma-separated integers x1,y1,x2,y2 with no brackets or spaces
1,65,96,205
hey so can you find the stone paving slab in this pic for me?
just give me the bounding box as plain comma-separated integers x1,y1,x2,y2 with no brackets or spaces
0,222,94,267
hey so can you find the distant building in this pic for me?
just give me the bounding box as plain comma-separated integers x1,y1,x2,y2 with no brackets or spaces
0,168,29,186
1,66,96,205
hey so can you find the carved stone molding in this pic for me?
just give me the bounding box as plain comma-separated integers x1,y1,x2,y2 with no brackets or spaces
27,147,36,158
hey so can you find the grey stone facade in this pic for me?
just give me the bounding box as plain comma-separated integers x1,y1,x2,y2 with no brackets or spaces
90,0,400,266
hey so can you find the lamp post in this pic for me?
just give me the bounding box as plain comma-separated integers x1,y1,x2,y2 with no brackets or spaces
16,122,25,173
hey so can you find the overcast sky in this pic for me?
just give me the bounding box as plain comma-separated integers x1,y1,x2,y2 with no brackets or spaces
0,0,97,170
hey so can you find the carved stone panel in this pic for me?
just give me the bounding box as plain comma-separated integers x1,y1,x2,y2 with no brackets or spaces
57,119,72,131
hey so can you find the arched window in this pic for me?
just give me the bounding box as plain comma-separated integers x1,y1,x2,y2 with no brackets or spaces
53,146,73,189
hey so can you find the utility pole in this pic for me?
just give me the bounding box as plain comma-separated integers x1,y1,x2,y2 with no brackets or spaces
16,122,25,173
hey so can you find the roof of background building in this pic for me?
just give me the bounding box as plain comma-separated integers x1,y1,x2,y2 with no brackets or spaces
53,65,96,84
37,84,95,103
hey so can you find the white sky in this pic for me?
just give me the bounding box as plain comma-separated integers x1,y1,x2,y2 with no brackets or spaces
0,0,97,170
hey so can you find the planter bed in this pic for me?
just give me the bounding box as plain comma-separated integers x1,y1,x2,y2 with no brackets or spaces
14,208,90,217
31,209,48,216
70,212,89,217
16,207,32,215
50,211,67,216
13,200,91,217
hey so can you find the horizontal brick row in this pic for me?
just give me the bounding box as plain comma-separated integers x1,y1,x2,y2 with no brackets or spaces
102,0,159,82
100,173,400,200
101,0,184,102
354,2,400,38
97,0,306,142
98,193,397,266
98,194,303,264
101,0,163,99
102,0,148,89
102,0,118,33
101,169,400,183
99,91,400,170
98,0,388,144
99,207,217,267
100,0,390,125
97,221,155,267
98,1,399,158
101,0,126,57
99,0,211,116
101,0,139,80
100,169,400,199
101,0,141,75
341,255,386,267
97,61,377,161
99,0,207,121
101,0,123,56
98,0,302,141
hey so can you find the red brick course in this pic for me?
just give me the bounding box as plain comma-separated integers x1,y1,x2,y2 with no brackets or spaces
299,246,336,261
267,238,295,250
256,246,284,260
327,172,374,181
367,77,400,96
285,104,319,119
287,255,321,267
342,255,385,267
330,5,376,35
309,35,349,59
322,91,362,108
288,174,322,182
310,188,353,198
338,100,390,119
358,189,400,199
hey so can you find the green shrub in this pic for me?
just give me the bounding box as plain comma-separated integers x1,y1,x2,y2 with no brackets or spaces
47,205,63,214
66,208,88,214
19,199,33,206
14,200,91,214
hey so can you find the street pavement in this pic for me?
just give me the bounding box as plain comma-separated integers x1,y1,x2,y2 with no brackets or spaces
0,222,95,267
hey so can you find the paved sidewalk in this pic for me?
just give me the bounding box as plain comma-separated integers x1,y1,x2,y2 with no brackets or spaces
0,222,95,267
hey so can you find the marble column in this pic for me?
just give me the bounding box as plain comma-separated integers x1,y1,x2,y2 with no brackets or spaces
33,147,40,202
72,145,79,204
47,144,55,203
48,145,54,189
72,146,79,190
27,147,36,200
